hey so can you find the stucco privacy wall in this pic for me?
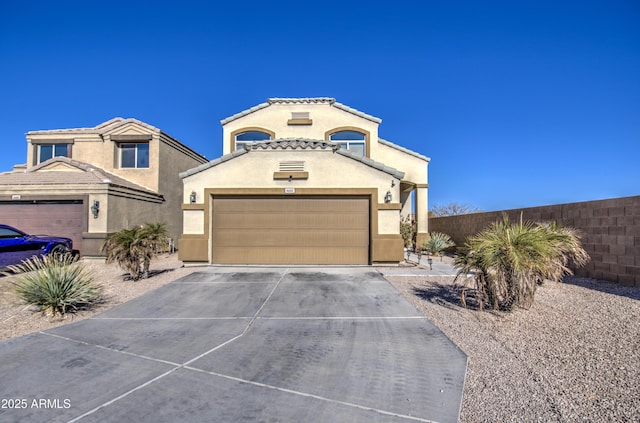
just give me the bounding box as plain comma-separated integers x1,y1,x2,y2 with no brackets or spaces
429,195,640,286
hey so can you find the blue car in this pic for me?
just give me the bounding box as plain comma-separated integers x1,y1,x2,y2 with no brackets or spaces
0,224,73,269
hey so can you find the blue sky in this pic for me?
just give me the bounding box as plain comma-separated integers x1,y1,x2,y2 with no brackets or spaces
1,0,638,212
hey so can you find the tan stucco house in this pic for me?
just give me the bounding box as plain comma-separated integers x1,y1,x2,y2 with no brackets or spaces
179,98,430,265
0,118,208,257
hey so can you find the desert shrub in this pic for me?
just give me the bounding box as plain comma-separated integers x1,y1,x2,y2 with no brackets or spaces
455,214,589,311
102,222,170,280
422,232,455,259
7,253,101,316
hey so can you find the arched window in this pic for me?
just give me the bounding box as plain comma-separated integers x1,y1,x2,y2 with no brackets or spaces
235,130,271,150
329,130,366,156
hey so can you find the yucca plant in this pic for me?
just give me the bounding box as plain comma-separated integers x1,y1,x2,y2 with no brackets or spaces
422,232,455,260
102,222,170,280
455,214,589,311
7,253,101,316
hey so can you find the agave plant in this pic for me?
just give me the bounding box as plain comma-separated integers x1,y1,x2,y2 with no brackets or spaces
422,232,455,260
455,214,589,311
7,253,101,316
101,222,170,280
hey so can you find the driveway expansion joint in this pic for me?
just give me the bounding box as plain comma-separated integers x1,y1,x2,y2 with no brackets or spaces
1,267,465,423
182,365,439,423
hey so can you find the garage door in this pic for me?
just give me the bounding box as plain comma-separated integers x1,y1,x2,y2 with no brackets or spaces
212,196,369,265
0,200,84,254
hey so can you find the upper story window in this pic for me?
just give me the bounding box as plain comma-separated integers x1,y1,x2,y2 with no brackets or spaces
119,143,149,168
330,131,366,156
235,131,271,150
38,144,69,163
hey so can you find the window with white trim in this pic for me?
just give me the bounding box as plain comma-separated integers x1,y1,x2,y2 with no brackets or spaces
38,144,69,163
119,143,149,168
329,131,366,156
235,131,271,150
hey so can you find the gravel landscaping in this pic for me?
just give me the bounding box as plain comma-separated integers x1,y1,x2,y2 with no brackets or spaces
1,255,638,422
0,254,197,341
387,269,640,422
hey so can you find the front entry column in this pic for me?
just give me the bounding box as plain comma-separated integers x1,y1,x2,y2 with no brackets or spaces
415,184,429,247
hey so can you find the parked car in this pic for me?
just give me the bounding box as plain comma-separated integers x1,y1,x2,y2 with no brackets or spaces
0,224,73,269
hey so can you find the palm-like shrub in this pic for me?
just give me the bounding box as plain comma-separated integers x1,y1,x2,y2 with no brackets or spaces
422,232,455,259
102,222,170,280
455,214,589,311
7,254,101,316
139,222,170,277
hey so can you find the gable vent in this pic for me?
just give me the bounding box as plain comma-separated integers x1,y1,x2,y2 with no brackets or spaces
279,161,305,172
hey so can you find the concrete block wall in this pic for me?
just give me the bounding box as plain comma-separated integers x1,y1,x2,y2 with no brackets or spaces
429,196,640,287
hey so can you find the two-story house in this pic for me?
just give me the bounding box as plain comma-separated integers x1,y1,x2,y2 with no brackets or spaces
179,98,430,265
0,118,208,257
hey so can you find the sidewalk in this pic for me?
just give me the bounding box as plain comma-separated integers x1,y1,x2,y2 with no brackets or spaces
377,252,459,277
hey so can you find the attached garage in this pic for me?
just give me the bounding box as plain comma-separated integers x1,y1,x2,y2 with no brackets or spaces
0,200,85,253
179,138,409,265
212,196,370,265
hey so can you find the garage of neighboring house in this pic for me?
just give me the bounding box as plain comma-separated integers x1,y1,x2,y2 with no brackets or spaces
211,195,370,265
0,199,85,252
0,157,166,257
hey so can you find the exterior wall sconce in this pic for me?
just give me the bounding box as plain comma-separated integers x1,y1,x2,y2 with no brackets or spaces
190,191,197,203
90,200,100,219
384,191,392,203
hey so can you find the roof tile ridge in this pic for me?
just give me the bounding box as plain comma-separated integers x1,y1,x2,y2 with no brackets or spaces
220,102,270,125
27,117,124,135
267,97,336,104
335,149,405,180
331,101,382,124
378,138,431,162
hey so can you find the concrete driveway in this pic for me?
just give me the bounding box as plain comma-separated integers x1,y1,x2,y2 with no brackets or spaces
0,267,467,423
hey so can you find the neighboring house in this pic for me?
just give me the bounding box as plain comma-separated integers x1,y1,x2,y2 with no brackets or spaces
0,118,208,257
179,97,430,265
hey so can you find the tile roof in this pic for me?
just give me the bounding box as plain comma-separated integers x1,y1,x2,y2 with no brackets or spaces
25,118,207,163
27,117,160,135
335,149,405,180
220,98,382,125
0,157,161,196
331,101,382,124
378,138,431,162
179,148,249,179
268,97,336,104
247,138,340,151
180,138,404,180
